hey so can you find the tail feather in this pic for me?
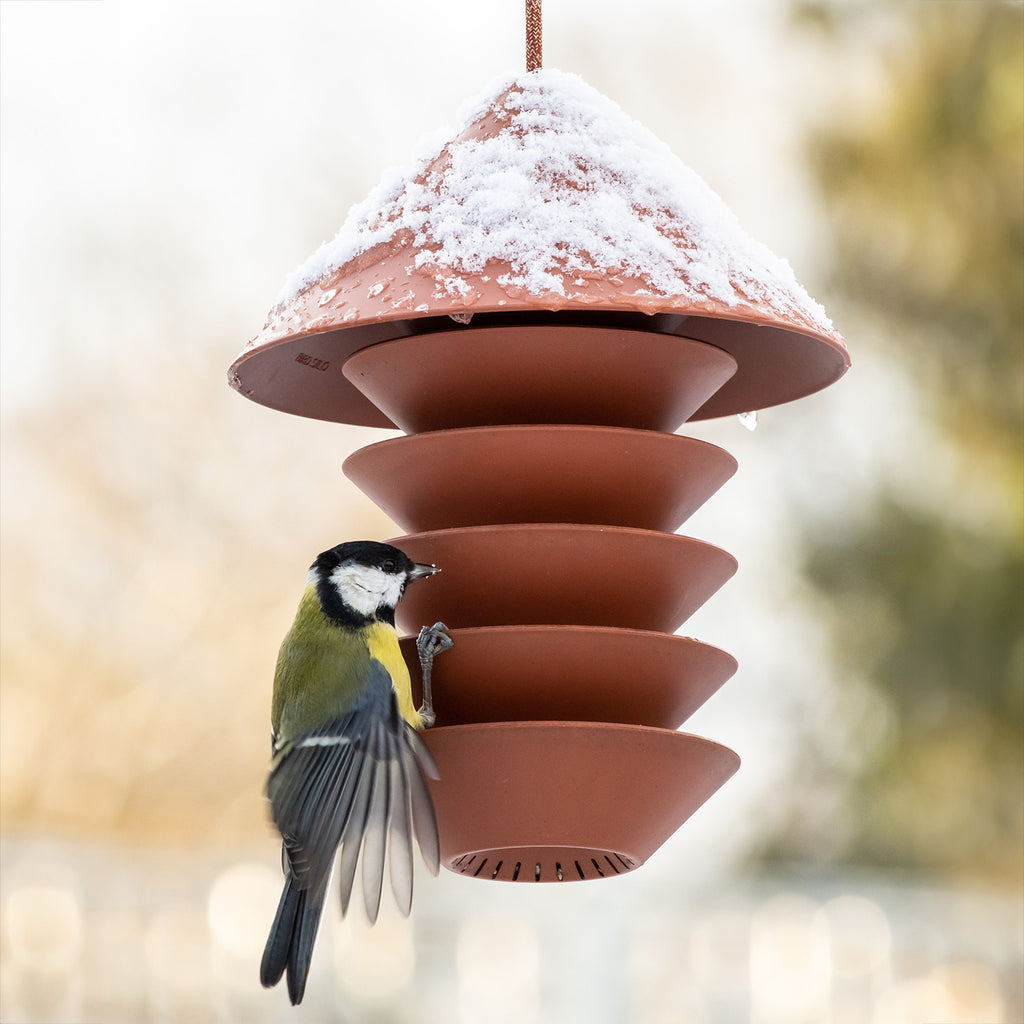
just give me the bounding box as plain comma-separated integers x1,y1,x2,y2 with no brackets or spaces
260,876,299,989
260,873,326,1006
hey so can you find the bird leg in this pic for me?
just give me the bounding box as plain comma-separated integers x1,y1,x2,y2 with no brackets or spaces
416,622,452,728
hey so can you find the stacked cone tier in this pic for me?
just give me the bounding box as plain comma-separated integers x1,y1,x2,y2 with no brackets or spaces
342,325,741,881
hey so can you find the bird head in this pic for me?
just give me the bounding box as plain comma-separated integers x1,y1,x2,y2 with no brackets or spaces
310,540,438,625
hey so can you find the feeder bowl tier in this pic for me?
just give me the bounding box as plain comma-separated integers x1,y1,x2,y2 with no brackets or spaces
422,721,740,882
391,524,737,634
399,626,736,730
345,424,737,533
231,305,849,428
342,326,738,434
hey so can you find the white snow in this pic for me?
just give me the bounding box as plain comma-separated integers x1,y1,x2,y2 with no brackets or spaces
273,69,833,333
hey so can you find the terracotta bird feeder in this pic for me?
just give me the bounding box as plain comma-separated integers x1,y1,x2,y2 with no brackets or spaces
230,16,849,882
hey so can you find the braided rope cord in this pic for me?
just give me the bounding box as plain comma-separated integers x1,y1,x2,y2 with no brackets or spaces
526,0,542,71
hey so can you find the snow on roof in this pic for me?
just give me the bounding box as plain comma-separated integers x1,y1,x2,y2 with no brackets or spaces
272,68,833,336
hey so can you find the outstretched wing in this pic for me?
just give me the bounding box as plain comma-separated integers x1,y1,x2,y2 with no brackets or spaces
266,659,440,922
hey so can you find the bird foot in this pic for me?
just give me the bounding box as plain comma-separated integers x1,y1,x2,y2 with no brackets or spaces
416,622,453,728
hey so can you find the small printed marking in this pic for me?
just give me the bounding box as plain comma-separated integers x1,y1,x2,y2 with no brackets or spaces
295,352,331,372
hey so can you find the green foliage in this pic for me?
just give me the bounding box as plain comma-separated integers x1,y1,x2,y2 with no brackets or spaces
781,2,1024,880
811,2,1023,456
806,498,1023,877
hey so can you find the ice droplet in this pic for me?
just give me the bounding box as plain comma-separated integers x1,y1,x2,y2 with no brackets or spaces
449,312,473,324
738,410,759,431
317,288,338,307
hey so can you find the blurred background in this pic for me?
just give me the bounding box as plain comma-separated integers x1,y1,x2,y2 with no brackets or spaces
1,0,1020,1021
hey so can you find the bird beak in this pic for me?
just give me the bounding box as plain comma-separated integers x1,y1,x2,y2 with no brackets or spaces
409,562,440,580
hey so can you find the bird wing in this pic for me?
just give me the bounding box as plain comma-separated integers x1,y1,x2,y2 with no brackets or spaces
266,658,440,924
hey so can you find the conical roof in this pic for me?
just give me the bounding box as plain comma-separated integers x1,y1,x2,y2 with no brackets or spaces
230,69,849,426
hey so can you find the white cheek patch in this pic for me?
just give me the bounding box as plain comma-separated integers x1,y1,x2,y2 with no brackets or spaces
331,563,405,617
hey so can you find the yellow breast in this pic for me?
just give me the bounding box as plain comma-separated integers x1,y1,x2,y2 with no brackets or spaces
365,620,422,729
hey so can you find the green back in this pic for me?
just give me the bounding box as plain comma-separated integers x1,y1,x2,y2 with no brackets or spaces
271,586,374,741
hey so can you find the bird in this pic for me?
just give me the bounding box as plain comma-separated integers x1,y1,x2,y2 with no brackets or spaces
259,540,451,1005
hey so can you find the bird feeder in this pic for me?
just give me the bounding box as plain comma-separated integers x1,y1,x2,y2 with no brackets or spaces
230,30,849,884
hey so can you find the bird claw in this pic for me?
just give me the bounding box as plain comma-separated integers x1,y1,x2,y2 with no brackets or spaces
417,621,453,661
416,622,452,728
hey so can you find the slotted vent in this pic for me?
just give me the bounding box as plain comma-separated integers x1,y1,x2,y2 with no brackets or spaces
451,848,637,883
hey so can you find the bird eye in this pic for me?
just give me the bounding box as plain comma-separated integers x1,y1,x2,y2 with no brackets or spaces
382,559,396,573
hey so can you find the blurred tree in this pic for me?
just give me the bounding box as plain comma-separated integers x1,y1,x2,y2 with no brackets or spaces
774,2,1023,880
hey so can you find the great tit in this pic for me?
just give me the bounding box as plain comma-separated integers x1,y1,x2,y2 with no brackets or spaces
260,540,447,1005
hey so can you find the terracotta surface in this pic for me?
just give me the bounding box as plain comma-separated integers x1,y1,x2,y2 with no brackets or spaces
229,74,849,427
390,524,737,635
421,721,740,881
231,311,848,427
232,310,848,427
399,625,737,730
345,424,737,533
341,327,738,433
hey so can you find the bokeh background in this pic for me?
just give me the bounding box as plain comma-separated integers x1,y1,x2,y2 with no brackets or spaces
1,1,1021,1021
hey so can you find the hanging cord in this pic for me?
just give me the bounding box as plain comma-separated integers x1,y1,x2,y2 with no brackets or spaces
526,0,542,71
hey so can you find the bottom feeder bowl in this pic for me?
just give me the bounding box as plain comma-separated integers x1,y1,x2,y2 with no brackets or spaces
421,721,740,882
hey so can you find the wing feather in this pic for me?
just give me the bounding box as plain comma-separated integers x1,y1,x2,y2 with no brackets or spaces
334,733,375,917
409,728,440,781
360,742,389,925
406,731,441,875
388,753,415,916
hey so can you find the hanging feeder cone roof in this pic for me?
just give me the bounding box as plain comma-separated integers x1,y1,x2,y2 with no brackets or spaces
230,69,849,426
